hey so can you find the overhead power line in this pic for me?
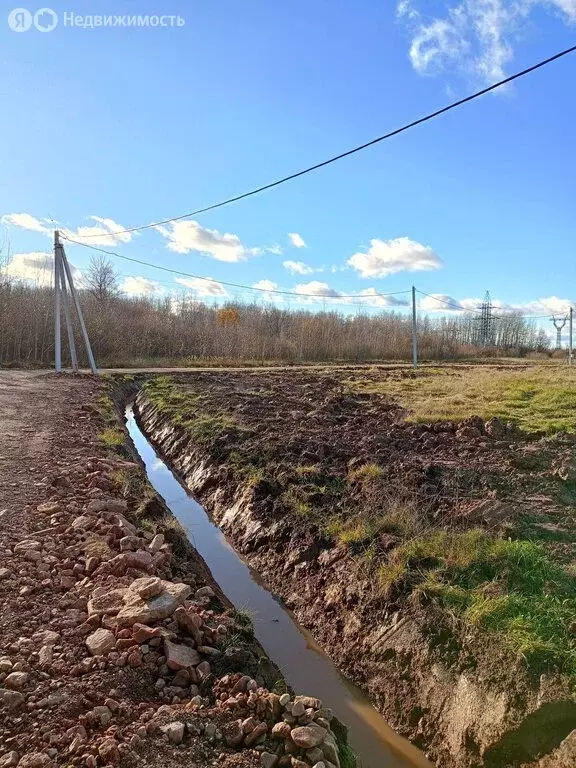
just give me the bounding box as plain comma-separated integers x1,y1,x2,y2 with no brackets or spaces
416,289,555,320
69,44,576,240
61,235,411,301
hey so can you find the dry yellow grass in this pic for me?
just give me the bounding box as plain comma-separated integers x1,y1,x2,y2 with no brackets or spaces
347,365,576,433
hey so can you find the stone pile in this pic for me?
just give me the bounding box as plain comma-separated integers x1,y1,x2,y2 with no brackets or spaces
0,452,348,768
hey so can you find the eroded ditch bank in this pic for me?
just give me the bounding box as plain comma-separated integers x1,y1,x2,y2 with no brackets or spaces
125,405,429,768
129,371,576,768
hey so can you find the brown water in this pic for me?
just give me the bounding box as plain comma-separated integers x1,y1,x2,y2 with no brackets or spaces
126,407,432,768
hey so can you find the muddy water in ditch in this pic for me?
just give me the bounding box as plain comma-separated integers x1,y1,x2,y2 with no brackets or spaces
126,407,432,768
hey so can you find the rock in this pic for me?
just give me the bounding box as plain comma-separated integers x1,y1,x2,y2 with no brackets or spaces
291,701,305,717
116,579,191,627
132,623,161,644
132,576,163,599
37,502,61,514
319,732,340,767
294,695,322,710
108,550,153,574
25,550,41,562
244,722,268,746
160,721,185,744
86,499,127,515
93,706,112,725
195,586,215,600
120,536,140,551
13,540,41,554
485,417,506,439
97,739,120,765
4,672,29,689
71,516,94,530
149,534,165,553
0,690,24,710
261,753,279,768
0,753,19,768
16,755,52,768
32,629,60,646
242,717,258,734
222,720,244,747
87,588,127,617
312,764,326,768
174,606,203,645
291,725,328,749
272,722,292,739
0,657,13,673
279,693,291,707
164,639,201,670
0,568,11,580
306,749,324,764
86,628,115,656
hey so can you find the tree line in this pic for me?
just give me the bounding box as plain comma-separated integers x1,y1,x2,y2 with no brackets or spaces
0,257,551,367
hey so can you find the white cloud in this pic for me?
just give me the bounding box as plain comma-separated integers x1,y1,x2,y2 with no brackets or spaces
283,260,314,275
156,220,261,262
2,251,82,286
420,293,464,312
348,237,442,278
174,276,229,297
288,232,307,248
294,281,341,299
398,0,576,84
67,216,132,246
121,276,164,296
355,288,410,308
2,212,133,246
2,213,51,236
253,279,279,292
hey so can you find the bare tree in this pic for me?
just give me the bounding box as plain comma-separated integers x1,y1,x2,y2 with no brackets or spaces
85,255,119,303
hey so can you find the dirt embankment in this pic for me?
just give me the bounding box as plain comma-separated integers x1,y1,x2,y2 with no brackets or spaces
132,370,576,768
0,371,353,768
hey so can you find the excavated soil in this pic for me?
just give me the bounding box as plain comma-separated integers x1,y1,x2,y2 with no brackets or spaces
131,368,576,768
0,371,353,768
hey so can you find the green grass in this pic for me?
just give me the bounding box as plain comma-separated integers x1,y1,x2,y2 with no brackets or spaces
144,376,244,445
98,426,124,447
381,529,576,678
348,463,384,481
346,365,576,434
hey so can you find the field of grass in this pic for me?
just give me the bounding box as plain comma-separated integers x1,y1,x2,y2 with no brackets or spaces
347,365,576,434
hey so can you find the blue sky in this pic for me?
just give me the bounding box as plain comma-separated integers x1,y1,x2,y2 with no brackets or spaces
1,0,575,322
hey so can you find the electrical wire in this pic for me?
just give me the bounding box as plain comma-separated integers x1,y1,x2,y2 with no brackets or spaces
416,290,556,320
61,235,411,301
68,44,576,239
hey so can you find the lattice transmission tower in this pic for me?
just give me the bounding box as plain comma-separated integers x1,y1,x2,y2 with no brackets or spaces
476,290,494,346
551,316,567,351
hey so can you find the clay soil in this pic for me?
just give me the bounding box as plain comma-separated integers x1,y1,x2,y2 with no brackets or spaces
134,367,576,767
0,371,344,768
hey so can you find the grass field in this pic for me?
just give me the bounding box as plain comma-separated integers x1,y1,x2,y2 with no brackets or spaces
347,365,576,434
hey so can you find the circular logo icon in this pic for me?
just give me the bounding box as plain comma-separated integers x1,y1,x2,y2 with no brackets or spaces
34,7,58,32
8,8,32,31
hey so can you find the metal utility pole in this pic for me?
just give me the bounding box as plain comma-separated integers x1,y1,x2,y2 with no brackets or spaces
551,316,567,351
569,307,573,366
411,285,418,369
53,230,98,374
